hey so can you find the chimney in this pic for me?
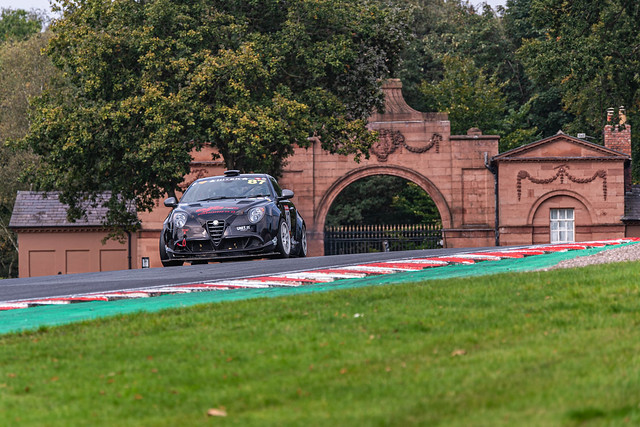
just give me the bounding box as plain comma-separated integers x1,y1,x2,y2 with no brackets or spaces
604,106,632,192
604,106,631,157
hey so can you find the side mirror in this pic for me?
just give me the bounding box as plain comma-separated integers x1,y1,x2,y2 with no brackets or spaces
279,189,294,200
164,197,178,208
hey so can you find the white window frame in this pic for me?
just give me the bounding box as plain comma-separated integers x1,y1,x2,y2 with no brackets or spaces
550,208,575,243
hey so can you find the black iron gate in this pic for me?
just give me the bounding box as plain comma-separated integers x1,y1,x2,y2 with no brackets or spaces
324,223,442,255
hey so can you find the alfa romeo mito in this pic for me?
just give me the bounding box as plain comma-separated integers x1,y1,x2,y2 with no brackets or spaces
160,170,307,266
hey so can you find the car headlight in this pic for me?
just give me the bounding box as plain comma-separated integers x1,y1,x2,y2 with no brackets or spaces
173,212,188,229
248,207,265,223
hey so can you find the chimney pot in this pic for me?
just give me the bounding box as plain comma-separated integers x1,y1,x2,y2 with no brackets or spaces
619,106,627,125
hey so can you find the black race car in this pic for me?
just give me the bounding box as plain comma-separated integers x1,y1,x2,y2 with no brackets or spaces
160,170,307,266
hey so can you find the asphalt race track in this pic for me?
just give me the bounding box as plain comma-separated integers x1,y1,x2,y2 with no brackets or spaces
1,240,637,335
0,247,492,303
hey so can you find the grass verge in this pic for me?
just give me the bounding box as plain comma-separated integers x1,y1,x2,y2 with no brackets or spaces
1,261,640,426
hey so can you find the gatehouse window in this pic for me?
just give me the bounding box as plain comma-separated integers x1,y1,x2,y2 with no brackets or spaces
550,208,574,243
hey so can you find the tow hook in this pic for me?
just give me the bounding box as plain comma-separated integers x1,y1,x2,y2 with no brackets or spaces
176,232,188,248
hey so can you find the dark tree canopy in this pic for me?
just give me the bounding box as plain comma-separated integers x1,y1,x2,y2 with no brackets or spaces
22,0,409,233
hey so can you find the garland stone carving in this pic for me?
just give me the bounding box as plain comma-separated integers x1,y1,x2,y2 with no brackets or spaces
371,129,441,162
516,164,607,201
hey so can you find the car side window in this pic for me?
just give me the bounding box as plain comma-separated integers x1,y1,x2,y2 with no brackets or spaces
270,178,283,197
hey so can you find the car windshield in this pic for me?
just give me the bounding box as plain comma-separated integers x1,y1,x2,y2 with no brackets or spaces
180,176,271,203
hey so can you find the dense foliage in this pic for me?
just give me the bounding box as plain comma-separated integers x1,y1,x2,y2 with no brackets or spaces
20,0,408,233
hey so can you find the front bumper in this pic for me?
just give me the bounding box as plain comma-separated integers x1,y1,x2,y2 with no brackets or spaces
163,209,282,261
165,234,278,261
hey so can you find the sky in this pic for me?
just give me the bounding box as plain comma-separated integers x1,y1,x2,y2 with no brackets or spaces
472,0,508,9
0,0,53,13
1,0,509,17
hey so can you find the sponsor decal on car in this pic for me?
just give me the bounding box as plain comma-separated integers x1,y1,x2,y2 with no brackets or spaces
195,206,240,215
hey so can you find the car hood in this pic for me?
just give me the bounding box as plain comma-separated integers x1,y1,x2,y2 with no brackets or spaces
179,198,271,220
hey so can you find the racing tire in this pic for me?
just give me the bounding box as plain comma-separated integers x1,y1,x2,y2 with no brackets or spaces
276,219,291,258
160,233,184,267
295,224,308,257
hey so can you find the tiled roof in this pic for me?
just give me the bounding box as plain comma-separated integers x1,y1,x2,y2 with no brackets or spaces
623,185,640,221
9,191,124,229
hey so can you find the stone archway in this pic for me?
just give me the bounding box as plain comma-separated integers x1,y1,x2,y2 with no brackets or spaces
278,79,500,256
315,165,453,232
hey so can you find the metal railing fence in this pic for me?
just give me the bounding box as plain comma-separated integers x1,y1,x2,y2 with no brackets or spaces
324,223,442,255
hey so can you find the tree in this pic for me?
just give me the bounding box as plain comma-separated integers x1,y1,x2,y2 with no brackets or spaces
501,0,573,138
394,1,527,110
390,0,541,151
516,0,640,177
0,8,44,42
390,181,441,225
417,54,538,150
518,0,640,136
419,55,507,136
21,0,409,234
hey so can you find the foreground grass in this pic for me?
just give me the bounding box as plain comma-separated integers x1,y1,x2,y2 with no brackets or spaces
1,262,640,426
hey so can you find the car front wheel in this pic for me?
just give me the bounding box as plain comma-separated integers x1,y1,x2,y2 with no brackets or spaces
276,219,291,258
160,233,184,267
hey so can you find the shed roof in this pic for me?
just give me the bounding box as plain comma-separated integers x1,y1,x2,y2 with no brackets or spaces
9,191,125,229
623,185,640,222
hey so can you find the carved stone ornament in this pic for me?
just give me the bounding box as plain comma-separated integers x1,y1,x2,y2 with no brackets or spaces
516,164,607,201
370,129,441,162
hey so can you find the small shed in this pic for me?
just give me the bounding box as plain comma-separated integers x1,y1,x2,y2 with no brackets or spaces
492,124,631,245
9,191,136,278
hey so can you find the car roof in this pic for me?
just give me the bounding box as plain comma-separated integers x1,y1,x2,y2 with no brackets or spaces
191,173,273,184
